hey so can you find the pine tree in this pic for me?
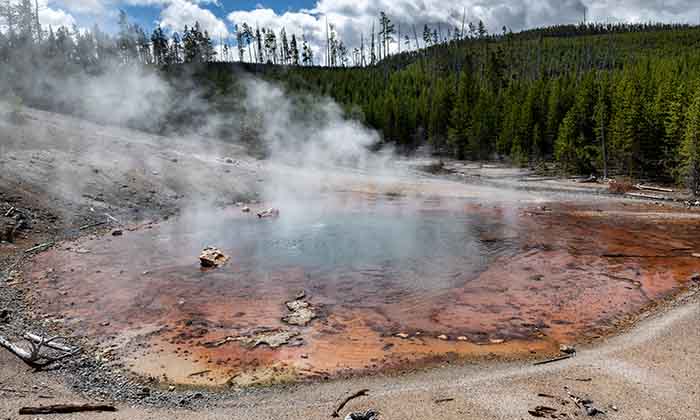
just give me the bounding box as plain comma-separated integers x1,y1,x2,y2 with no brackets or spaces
290,34,299,66
447,71,472,159
681,87,700,195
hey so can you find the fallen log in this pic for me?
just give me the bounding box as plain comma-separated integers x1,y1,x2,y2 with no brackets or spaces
634,184,674,193
24,242,53,254
79,221,106,230
625,192,669,201
0,334,79,370
19,404,116,415
331,389,370,418
24,333,75,353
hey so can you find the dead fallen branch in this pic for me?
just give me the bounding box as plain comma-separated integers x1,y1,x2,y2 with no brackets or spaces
332,389,370,418
0,334,79,370
79,221,106,230
528,405,557,417
434,397,455,404
602,253,679,258
625,192,669,201
19,404,116,415
533,354,574,366
635,184,673,193
104,213,121,225
24,242,53,254
24,333,76,353
187,369,211,377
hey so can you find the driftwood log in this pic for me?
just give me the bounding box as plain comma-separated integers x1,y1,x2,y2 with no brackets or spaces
19,404,117,415
332,389,370,418
0,333,79,370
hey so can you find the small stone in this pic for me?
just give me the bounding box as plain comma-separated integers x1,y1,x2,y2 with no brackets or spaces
395,333,409,339
691,273,700,282
111,229,123,236
437,334,449,340
457,336,468,341
489,338,505,344
168,386,175,392
241,207,251,213
559,344,576,354
300,354,308,359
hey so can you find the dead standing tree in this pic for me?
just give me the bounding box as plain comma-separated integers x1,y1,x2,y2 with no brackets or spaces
0,333,79,370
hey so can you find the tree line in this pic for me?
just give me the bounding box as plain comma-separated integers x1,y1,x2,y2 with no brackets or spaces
262,25,700,193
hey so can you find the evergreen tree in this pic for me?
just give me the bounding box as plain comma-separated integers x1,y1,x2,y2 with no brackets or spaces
681,86,700,195
290,34,299,65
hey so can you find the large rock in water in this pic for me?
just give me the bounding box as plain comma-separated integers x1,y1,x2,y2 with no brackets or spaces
199,247,229,268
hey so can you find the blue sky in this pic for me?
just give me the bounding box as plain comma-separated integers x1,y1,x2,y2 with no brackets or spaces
122,1,316,30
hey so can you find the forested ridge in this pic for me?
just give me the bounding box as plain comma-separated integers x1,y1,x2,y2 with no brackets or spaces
264,27,700,191
1,1,699,192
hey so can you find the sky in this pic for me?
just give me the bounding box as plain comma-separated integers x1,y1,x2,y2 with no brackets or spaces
33,0,700,61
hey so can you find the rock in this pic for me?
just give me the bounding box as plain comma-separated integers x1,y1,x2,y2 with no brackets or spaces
224,158,234,164
457,336,468,341
395,333,409,339
489,338,505,344
437,334,449,340
345,410,379,420
241,207,250,213
0,308,11,323
691,273,700,282
257,208,280,219
168,386,175,392
559,344,576,354
111,229,123,236
282,298,316,326
249,330,300,349
199,247,229,268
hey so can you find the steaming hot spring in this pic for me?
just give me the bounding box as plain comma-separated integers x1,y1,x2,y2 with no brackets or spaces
26,166,700,388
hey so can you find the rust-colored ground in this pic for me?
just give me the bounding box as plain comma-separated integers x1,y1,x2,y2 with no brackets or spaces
25,196,700,387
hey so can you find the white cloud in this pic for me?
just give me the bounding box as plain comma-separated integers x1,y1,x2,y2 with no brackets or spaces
53,0,107,15
39,6,77,29
160,0,230,37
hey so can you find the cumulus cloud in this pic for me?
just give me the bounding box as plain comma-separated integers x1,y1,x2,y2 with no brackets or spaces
39,6,77,28
45,0,230,38
159,0,230,37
